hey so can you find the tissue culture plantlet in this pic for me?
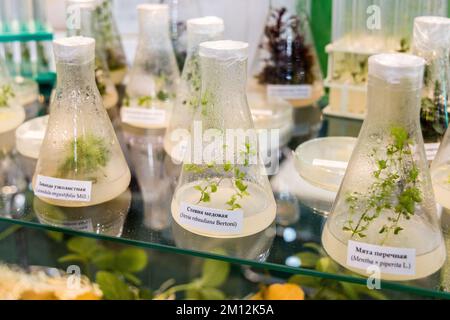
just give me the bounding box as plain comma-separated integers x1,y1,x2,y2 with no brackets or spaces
182,55,201,109
257,7,315,85
57,134,111,181
420,73,448,142
183,142,255,211
343,126,422,242
0,85,14,107
94,0,126,72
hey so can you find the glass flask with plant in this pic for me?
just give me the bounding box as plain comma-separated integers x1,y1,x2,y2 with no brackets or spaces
171,40,276,238
32,36,130,208
322,53,445,281
66,0,119,111
412,17,449,143
164,16,224,162
94,0,128,85
249,0,323,108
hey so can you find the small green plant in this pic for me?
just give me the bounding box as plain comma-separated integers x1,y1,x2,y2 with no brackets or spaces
57,134,110,180
184,143,254,211
343,126,422,242
0,84,15,108
183,55,201,109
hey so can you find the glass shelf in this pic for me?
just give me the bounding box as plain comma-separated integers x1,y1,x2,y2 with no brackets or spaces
0,31,53,42
1,116,449,299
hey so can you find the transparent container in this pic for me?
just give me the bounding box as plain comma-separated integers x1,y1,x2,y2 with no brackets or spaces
171,40,277,238
34,189,131,236
95,0,128,85
322,54,446,281
32,36,131,207
431,120,450,211
164,16,224,163
12,75,41,120
326,0,448,116
121,4,179,130
172,220,276,261
161,0,203,71
294,137,356,192
412,16,450,144
249,0,324,109
0,58,27,217
0,59,26,154
32,0,53,74
66,0,119,111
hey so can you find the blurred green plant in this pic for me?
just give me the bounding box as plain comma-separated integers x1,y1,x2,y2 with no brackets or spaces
289,243,387,300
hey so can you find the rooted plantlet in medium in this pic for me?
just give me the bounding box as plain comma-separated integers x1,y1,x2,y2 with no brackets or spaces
322,53,445,281
33,36,130,208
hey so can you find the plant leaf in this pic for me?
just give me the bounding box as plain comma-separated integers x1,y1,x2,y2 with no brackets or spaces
200,259,230,288
95,271,134,300
58,254,85,264
295,252,320,268
199,287,226,300
67,237,100,258
116,248,148,273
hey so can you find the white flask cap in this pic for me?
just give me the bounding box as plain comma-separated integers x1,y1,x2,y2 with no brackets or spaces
187,16,224,35
369,53,425,86
199,40,248,61
413,16,450,51
53,36,95,64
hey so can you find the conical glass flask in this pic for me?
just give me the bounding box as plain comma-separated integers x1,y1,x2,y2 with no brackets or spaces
164,16,224,163
32,36,131,207
413,16,450,143
161,0,203,71
121,4,179,130
171,40,277,238
322,54,446,281
249,0,324,109
0,58,25,154
94,0,128,85
431,119,450,211
66,0,119,111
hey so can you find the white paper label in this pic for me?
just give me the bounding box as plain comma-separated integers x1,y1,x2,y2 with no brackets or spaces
347,240,416,276
312,159,348,170
121,107,166,126
267,85,312,100
425,142,440,161
179,202,243,234
34,175,92,202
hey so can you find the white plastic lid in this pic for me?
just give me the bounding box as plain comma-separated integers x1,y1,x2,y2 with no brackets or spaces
66,0,98,7
199,40,248,61
413,16,450,51
53,36,95,64
187,16,224,35
137,4,169,24
15,115,49,159
368,53,425,86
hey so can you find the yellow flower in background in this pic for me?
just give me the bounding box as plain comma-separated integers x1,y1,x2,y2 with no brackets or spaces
251,283,305,300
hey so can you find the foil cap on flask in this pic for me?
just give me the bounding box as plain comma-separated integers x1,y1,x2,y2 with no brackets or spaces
199,40,248,61
53,36,95,64
187,16,224,35
413,16,450,51
368,53,425,88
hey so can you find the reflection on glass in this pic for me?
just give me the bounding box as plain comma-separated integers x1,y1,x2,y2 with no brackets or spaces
124,131,178,231
172,220,276,262
33,189,131,236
